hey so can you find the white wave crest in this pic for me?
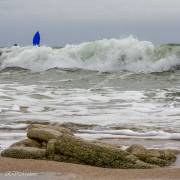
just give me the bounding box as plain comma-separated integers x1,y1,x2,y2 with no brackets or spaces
0,36,180,73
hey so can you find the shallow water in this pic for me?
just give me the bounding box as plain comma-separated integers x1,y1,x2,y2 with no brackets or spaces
0,37,180,150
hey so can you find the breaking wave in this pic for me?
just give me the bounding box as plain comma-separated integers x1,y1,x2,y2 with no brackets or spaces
0,36,180,73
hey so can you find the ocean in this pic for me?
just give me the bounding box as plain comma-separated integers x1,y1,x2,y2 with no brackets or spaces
1,36,180,150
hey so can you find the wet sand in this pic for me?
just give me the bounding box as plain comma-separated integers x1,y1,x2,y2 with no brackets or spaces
0,157,180,180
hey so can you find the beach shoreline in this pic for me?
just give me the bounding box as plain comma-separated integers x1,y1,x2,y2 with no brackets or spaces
0,157,180,180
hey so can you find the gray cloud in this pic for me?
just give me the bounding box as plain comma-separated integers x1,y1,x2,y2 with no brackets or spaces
1,0,180,21
0,0,180,46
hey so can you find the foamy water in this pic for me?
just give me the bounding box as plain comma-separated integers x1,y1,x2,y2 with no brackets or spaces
1,36,180,73
0,36,180,150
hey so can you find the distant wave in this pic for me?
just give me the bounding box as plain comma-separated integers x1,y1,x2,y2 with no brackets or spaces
76,129,180,140
0,36,180,73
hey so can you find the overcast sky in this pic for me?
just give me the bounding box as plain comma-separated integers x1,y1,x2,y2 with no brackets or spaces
0,0,180,46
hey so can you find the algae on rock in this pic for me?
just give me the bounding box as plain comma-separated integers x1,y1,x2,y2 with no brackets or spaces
126,144,176,166
1,124,177,169
1,147,46,159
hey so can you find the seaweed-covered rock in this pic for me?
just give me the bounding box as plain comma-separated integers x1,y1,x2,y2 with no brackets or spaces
126,144,146,157
46,139,92,164
46,140,83,164
145,157,167,167
29,124,73,135
1,147,46,159
53,134,154,169
1,124,177,169
161,149,177,161
10,138,41,148
27,128,62,142
126,144,176,166
91,140,121,150
46,139,56,158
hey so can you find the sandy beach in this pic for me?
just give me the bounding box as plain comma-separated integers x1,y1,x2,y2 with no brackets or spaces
0,157,180,180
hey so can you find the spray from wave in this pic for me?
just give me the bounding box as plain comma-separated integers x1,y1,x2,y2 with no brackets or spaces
0,36,180,73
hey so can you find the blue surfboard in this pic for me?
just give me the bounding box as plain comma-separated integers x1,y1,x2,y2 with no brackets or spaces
33,31,40,46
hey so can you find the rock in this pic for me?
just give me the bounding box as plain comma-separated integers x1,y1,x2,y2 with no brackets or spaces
29,124,73,135
1,124,177,169
27,123,74,143
41,141,47,148
27,128,62,142
126,144,176,166
160,149,176,161
144,149,176,163
91,140,121,150
51,154,82,164
146,149,161,158
1,147,46,159
145,157,167,167
53,134,154,169
126,144,146,157
46,139,56,158
122,154,156,168
167,149,180,155
46,139,84,164
10,138,41,148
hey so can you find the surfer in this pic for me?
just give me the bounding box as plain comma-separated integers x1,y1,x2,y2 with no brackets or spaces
33,31,40,46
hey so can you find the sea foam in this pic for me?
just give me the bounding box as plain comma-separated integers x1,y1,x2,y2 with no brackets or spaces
0,36,180,73
76,129,180,140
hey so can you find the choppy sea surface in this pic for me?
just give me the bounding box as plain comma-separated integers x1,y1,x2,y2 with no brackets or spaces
1,36,180,150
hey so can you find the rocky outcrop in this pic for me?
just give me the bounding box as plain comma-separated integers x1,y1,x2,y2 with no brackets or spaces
1,147,46,159
29,124,73,135
10,138,41,148
1,124,177,169
126,144,176,166
50,133,155,168
27,128,62,142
